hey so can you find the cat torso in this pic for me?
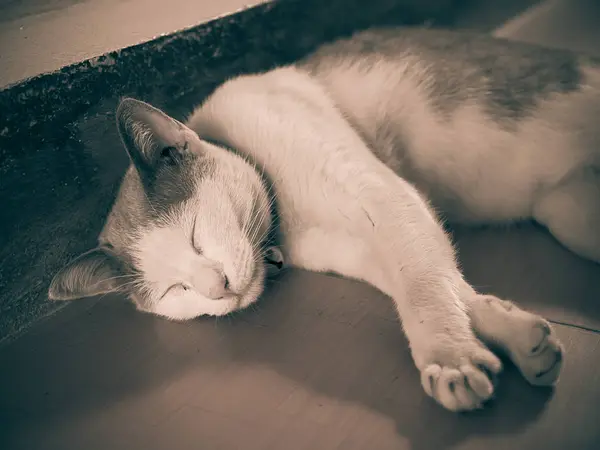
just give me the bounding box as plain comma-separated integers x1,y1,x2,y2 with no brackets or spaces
301,28,600,222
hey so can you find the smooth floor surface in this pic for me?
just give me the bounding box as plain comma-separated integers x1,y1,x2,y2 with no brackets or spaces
1,250,600,450
2,1,600,449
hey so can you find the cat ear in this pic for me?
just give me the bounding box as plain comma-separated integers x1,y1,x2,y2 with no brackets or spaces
48,247,125,301
115,98,191,178
264,246,286,278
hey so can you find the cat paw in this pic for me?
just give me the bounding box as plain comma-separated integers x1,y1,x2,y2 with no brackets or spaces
418,339,502,412
476,296,564,386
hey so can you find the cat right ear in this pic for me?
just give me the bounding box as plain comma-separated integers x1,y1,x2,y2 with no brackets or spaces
115,98,193,179
48,247,125,301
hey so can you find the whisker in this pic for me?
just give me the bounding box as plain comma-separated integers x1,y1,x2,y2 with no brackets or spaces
248,194,276,245
254,218,275,248
246,203,263,244
235,152,281,248
97,273,139,283
241,185,259,238
118,279,145,289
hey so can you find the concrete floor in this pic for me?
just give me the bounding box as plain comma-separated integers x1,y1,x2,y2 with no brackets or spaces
2,0,600,449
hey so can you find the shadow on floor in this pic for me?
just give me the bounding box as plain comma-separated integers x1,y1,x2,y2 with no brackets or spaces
3,269,587,450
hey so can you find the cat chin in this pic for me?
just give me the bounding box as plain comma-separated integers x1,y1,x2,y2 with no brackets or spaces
143,296,238,321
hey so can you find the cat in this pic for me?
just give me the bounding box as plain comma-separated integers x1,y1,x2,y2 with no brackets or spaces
49,26,600,412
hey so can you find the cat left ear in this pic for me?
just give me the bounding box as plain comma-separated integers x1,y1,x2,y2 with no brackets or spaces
116,98,193,178
48,247,125,301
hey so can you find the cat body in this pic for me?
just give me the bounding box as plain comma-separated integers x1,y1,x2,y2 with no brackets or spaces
51,27,600,412
301,29,600,227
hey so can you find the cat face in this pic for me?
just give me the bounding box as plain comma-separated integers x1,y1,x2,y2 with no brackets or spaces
49,98,283,320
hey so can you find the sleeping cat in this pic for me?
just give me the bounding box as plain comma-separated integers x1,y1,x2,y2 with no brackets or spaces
49,27,600,412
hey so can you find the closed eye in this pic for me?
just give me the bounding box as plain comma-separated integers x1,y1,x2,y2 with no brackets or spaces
162,283,191,298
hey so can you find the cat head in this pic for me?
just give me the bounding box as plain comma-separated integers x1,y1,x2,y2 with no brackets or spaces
48,98,283,320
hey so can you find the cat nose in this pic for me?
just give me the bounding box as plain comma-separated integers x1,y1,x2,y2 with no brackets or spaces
201,269,229,300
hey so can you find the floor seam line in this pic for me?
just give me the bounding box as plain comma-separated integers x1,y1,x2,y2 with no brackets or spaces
548,319,600,334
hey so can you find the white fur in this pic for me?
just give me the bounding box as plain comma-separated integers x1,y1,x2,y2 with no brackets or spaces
133,171,270,320
314,59,600,224
185,66,571,411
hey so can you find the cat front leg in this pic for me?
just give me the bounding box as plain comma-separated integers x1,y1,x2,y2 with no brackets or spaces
388,267,503,412
358,177,504,411
285,173,502,411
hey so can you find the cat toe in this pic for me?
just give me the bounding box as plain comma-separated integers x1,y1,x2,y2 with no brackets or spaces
420,346,501,412
473,296,565,387
518,330,564,386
